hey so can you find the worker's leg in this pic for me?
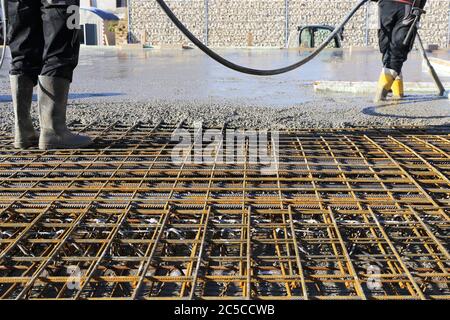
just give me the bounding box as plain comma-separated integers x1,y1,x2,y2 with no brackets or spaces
389,6,416,75
40,0,80,81
375,0,398,102
388,4,416,99
7,0,42,148
8,0,44,82
38,0,92,150
378,1,394,68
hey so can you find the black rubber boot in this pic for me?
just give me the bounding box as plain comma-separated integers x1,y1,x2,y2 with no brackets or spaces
38,76,93,150
10,75,39,149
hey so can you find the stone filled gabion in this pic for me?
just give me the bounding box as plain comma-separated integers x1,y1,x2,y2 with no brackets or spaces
129,0,449,48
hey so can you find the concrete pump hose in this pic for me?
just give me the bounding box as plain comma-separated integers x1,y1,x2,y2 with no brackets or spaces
156,0,370,76
0,0,7,70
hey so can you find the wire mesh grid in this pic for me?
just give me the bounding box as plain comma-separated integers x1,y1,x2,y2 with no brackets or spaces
0,121,448,300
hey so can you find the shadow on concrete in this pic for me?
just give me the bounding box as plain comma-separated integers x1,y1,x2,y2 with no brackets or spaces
362,95,450,120
0,92,123,103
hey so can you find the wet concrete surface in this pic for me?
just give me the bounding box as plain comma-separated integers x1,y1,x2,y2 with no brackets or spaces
65,47,450,105
2,47,450,105
0,47,449,129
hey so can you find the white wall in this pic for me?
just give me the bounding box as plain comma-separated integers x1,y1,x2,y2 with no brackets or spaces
80,9,105,45
81,0,122,11
81,0,127,19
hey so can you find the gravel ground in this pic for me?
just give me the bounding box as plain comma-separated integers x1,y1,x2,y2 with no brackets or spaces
1,94,449,131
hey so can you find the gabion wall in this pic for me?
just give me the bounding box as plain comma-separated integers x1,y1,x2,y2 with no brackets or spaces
129,0,450,48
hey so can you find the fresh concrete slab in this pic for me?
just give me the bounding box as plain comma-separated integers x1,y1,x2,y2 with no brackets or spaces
0,48,449,130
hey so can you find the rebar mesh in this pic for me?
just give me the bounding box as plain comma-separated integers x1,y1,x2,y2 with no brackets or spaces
0,122,448,300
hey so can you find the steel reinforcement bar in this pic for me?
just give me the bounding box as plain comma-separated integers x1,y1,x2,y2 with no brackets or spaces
0,122,448,300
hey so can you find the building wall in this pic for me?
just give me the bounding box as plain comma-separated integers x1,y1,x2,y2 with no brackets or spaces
208,0,286,47
130,0,205,45
80,10,105,45
418,0,449,49
81,0,128,18
81,0,118,11
129,0,450,48
80,10,121,46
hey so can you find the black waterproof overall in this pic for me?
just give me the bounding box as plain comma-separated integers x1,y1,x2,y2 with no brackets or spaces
7,0,80,84
377,0,426,74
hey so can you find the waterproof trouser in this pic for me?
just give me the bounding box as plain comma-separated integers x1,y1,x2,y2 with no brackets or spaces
378,0,417,74
7,0,80,85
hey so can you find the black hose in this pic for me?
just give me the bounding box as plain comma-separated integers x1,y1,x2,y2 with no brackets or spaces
156,0,370,76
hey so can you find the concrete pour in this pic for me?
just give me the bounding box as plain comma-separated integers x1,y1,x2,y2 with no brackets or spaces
0,47,449,130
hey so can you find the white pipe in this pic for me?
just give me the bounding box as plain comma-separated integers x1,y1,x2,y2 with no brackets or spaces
0,0,7,69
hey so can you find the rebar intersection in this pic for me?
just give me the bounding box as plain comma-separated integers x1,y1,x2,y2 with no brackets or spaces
0,122,448,300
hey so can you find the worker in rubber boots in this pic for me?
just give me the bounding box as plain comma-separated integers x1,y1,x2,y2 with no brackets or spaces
373,0,427,102
8,0,92,150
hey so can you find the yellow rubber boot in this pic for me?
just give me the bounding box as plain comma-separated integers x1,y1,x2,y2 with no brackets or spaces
391,74,404,99
374,68,397,102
